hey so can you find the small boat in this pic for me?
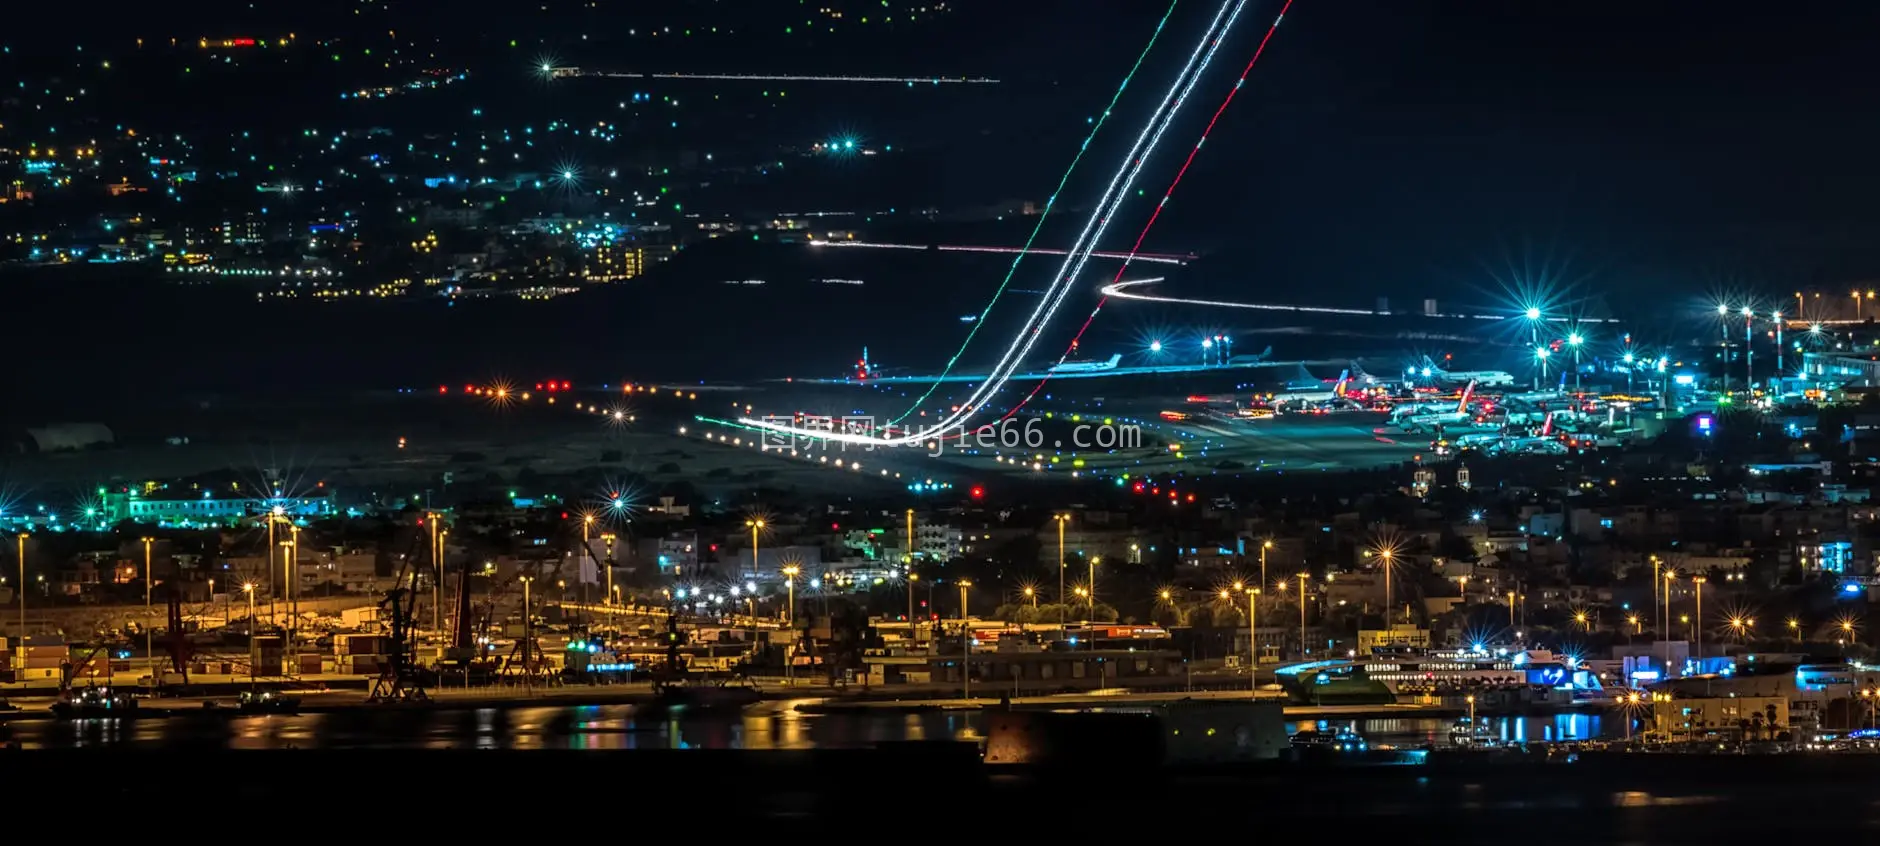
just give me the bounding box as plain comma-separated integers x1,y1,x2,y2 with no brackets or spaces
648,678,762,714
238,691,302,714
1290,728,1371,753
50,686,138,719
1449,716,1507,749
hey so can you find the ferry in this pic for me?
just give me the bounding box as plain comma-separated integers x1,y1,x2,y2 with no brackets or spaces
1273,647,1605,704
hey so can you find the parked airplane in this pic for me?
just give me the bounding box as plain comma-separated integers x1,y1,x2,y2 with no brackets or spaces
1398,381,1488,432
1423,360,1516,388
1047,353,1123,374
1266,370,1351,406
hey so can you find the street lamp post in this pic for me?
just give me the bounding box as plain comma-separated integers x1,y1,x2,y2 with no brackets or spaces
141,537,154,669
15,533,27,662
431,517,443,638
1297,573,1310,659
1693,575,1707,662
1568,332,1583,393
1226,583,1261,697
1259,539,1272,598
907,572,919,645
1524,307,1542,390
782,564,799,686
746,519,765,585
519,575,534,692
581,514,594,611
1662,571,1676,671
242,583,256,687
1379,549,1394,623
266,511,279,627
958,579,973,699
598,532,614,607
1742,307,1754,391
905,506,916,573
281,536,299,668
1054,514,1070,613
1774,311,1784,375
1087,556,1100,622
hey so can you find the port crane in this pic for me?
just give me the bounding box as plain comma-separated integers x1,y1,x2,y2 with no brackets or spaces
368,520,432,703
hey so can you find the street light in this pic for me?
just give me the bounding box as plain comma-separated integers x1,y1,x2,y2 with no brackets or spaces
1692,575,1707,661
1523,307,1543,388
781,564,799,625
140,537,156,667
1053,514,1071,610
906,572,919,645
1297,573,1310,658
1377,548,1395,623
14,533,27,663
1224,583,1261,697
242,583,256,687
746,518,766,583
958,579,974,699
1568,332,1584,392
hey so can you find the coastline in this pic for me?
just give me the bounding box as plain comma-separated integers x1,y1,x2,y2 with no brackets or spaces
0,680,1576,722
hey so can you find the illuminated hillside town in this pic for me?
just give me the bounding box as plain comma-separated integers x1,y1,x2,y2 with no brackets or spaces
5,0,1880,833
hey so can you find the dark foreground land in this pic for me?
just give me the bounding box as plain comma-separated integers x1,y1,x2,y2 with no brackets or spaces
7,747,1878,838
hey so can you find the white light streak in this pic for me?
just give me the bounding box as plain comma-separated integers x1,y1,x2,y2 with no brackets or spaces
809,240,1190,265
1101,279,1623,322
740,0,1250,445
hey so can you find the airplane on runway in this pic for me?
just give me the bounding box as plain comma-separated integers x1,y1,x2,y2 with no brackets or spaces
1420,359,1517,388
1265,370,1351,407
1048,353,1123,374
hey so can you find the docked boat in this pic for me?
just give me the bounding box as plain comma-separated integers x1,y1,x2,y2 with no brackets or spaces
647,678,763,714
1274,647,1605,705
50,686,138,719
1290,727,1371,753
238,691,302,714
1449,716,1509,749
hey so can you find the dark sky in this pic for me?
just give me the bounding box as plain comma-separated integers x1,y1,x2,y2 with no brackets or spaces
1133,1,1880,304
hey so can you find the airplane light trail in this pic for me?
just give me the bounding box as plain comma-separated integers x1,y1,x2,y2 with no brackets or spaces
882,0,1180,427
550,68,999,84
735,0,1251,446
808,239,1192,265
880,0,1249,436
1099,279,1623,322
1003,0,1300,420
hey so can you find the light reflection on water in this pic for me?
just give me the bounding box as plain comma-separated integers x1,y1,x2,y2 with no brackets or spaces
8,706,1603,750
